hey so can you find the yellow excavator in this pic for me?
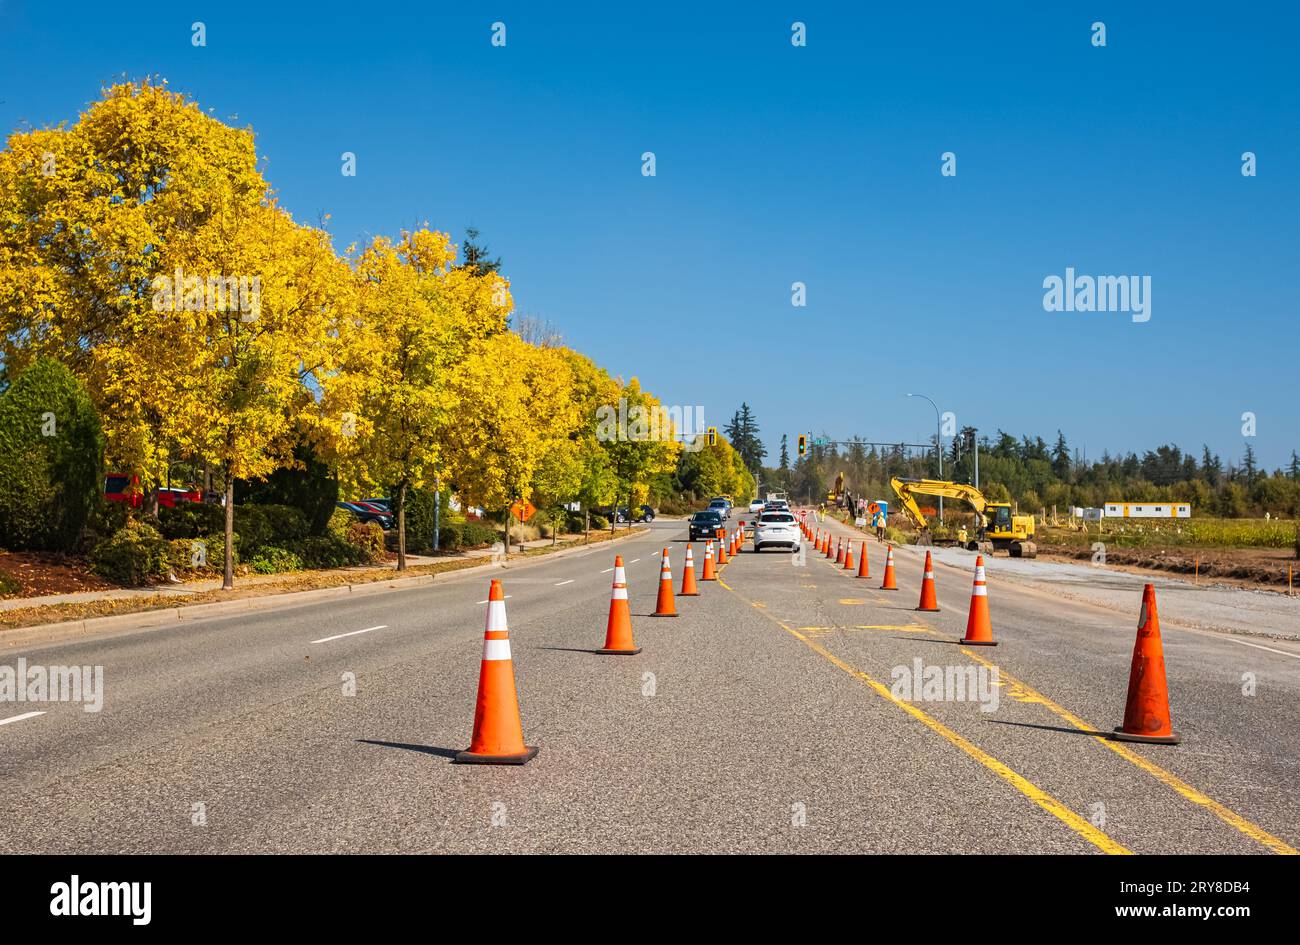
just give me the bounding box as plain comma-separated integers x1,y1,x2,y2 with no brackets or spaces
890,477,1037,558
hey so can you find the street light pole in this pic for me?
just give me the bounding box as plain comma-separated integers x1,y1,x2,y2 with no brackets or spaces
907,393,943,524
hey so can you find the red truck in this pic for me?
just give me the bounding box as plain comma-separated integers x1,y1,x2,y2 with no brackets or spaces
104,474,201,508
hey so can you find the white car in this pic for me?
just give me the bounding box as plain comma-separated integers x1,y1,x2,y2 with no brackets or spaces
752,509,801,552
748,498,765,514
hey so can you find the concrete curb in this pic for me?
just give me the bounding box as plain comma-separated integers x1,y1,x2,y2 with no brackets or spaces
2,528,647,649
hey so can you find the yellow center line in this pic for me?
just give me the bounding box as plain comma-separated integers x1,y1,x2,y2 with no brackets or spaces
715,582,1129,854
958,648,1298,856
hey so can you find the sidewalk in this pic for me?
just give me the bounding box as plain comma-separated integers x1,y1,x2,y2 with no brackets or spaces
0,534,593,614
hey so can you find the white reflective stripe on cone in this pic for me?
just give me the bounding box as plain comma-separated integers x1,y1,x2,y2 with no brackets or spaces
971,585,987,596
614,566,627,583
975,567,986,581
482,638,512,661
612,585,628,600
485,600,508,631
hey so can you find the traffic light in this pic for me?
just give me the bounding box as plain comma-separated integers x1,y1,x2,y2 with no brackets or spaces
797,434,807,458
707,426,717,446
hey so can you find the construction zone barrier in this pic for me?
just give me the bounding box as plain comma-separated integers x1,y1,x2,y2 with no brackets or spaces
1111,584,1180,745
598,556,642,655
654,548,678,617
880,546,898,590
959,555,996,646
681,544,700,596
916,550,939,612
455,580,539,765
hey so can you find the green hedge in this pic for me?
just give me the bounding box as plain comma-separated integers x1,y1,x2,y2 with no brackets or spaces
0,358,105,551
248,546,304,574
89,520,172,585
437,520,498,550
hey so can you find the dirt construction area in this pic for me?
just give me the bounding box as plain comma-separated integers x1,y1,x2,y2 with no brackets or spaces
1035,542,1298,592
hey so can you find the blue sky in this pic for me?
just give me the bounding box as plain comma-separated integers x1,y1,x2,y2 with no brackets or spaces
2,1,1297,469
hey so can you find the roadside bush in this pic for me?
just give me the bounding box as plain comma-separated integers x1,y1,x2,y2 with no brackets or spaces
83,495,131,549
230,504,309,556
157,502,225,539
295,535,360,569
437,521,498,551
0,569,20,596
345,521,385,564
167,537,218,573
89,521,172,585
401,487,449,553
235,444,339,535
326,507,355,541
589,513,609,530
0,358,105,551
247,546,305,574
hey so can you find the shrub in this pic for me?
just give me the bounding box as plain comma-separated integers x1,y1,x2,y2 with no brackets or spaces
157,502,226,539
229,504,309,556
589,513,609,530
345,521,385,564
0,569,20,596
295,535,359,569
326,507,355,541
0,358,105,551
235,444,339,535
167,537,218,573
89,521,172,585
248,546,305,574
436,521,498,551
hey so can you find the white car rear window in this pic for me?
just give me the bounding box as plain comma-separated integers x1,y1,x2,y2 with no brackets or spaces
760,513,795,523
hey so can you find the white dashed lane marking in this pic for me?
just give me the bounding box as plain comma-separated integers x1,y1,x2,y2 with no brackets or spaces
311,625,387,645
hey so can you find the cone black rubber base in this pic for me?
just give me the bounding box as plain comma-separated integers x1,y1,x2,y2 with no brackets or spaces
680,592,700,596
1111,728,1181,745
881,586,898,591
960,638,998,646
916,606,941,612
652,612,679,618
454,745,539,765
597,646,642,655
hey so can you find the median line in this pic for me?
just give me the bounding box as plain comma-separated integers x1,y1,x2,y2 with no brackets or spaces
717,581,1129,854
958,647,1298,855
554,580,575,586
310,625,387,645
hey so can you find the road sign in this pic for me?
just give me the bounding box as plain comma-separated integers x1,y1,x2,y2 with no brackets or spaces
510,500,536,522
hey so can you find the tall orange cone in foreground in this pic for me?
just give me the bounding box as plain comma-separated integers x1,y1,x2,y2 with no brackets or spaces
879,546,898,590
959,556,996,646
653,548,678,617
598,556,641,655
856,541,870,579
843,541,855,571
681,544,700,596
916,550,940,612
1111,584,1180,744
701,540,718,580
455,580,538,765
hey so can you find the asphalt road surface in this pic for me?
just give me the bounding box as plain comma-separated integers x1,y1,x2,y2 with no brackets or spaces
2,514,1297,854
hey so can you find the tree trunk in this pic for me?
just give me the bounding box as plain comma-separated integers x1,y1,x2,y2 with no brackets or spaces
396,479,408,571
222,466,235,591
585,508,590,544
503,508,512,558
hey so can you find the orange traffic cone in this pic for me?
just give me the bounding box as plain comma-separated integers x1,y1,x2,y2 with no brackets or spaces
1112,584,1180,744
813,529,821,552
681,544,700,596
598,556,641,655
835,537,845,565
959,556,996,646
856,541,870,578
916,550,940,612
455,580,538,765
653,548,677,617
701,540,718,580
880,546,898,590
716,530,729,565
843,541,855,571
825,534,835,559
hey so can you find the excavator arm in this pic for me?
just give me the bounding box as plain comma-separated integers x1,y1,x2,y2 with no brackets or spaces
889,477,990,532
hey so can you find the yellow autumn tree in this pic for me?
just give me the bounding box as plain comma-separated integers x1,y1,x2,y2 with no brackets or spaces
342,228,512,567
0,79,269,509
444,332,579,553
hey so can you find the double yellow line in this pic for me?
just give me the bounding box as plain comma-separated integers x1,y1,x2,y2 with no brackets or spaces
723,576,1295,855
